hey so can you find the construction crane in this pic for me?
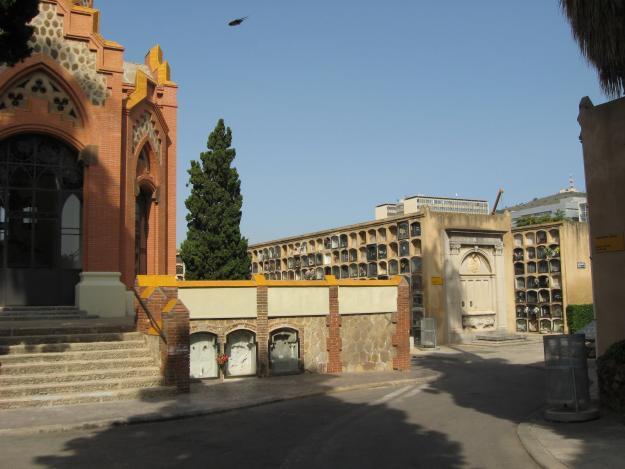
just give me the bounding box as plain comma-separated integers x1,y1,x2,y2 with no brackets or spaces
491,188,504,215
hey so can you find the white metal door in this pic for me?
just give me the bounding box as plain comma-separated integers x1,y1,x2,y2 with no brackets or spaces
190,333,218,379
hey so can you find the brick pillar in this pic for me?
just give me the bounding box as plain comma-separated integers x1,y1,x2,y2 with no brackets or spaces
326,285,342,373
136,286,167,334
256,285,269,377
161,286,178,301
161,299,190,392
392,278,411,371
133,280,166,335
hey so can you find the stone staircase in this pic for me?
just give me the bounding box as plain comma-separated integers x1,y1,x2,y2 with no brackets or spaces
0,317,174,409
0,306,96,321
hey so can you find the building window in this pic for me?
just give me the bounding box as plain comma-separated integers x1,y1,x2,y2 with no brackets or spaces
399,241,410,257
377,244,387,259
339,234,348,248
410,222,421,237
366,244,377,261
398,222,409,240
400,258,410,274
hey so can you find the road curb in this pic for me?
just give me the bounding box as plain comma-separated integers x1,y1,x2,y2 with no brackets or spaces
517,411,568,469
0,375,438,437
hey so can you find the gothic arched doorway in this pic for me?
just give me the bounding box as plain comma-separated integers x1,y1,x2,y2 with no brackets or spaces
135,189,151,276
134,147,153,276
0,134,83,305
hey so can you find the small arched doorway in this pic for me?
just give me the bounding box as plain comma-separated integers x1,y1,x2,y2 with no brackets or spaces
0,133,83,305
269,328,300,375
190,332,219,379
225,330,257,377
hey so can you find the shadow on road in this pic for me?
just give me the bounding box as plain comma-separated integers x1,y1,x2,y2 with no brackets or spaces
21,343,612,468
31,373,467,468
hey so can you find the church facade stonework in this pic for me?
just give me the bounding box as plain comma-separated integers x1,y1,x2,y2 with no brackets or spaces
0,0,178,314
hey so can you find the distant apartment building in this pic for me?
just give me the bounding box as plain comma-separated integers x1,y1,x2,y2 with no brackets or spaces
375,195,489,220
504,182,588,225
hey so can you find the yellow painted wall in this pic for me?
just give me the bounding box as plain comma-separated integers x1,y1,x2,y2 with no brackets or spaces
560,221,593,306
267,287,329,317
338,286,398,315
179,287,257,319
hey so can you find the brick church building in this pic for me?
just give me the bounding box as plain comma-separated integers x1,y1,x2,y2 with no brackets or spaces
0,0,178,316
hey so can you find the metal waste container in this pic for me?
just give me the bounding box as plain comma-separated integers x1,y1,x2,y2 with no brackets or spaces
543,334,599,422
420,318,437,348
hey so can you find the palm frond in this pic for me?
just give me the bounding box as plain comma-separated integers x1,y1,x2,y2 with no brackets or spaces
560,0,625,97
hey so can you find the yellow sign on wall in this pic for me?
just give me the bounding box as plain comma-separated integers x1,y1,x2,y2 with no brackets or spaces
431,276,443,285
594,234,625,253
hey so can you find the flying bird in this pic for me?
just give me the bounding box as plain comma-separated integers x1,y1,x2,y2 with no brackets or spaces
228,17,248,27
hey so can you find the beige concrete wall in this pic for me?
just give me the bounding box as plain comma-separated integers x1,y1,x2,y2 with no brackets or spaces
578,96,625,354
338,286,397,315
267,287,329,317
421,209,514,343
180,287,257,319
560,221,593,307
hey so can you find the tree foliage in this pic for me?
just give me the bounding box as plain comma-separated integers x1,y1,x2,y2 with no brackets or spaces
0,0,39,66
515,209,566,227
180,119,250,280
560,0,625,97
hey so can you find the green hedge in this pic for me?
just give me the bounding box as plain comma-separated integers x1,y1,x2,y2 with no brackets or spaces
597,340,625,414
566,304,594,333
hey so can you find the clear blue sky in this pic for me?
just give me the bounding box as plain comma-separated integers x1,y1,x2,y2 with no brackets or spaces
100,0,604,245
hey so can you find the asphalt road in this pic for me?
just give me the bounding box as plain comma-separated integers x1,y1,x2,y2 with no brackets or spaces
0,343,545,468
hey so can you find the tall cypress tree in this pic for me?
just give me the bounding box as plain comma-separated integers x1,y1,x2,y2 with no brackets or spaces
180,119,250,280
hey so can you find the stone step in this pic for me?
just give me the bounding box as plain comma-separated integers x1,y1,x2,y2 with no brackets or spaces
0,331,143,346
0,339,147,355
0,348,151,364
0,376,164,399
0,306,81,311
0,357,156,375
0,367,161,387
0,324,135,338
0,386,176,409
0,314,97,322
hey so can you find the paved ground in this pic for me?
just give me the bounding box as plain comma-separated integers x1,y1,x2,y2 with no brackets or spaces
0,341,551,468
0,367,438,435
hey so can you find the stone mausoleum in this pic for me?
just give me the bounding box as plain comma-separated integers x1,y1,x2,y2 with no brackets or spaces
0,0,178,315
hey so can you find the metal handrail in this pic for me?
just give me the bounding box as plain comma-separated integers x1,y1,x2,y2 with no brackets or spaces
133,288,167,344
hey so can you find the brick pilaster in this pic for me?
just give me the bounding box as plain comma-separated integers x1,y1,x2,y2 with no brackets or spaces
326,285,342,373
161,286,178,301
133,282,167,335
392,278,411,371
256,285,269,377
161,300,190,392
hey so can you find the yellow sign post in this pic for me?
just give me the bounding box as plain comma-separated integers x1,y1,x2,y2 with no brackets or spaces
431,276,443,285
594,234,625,253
